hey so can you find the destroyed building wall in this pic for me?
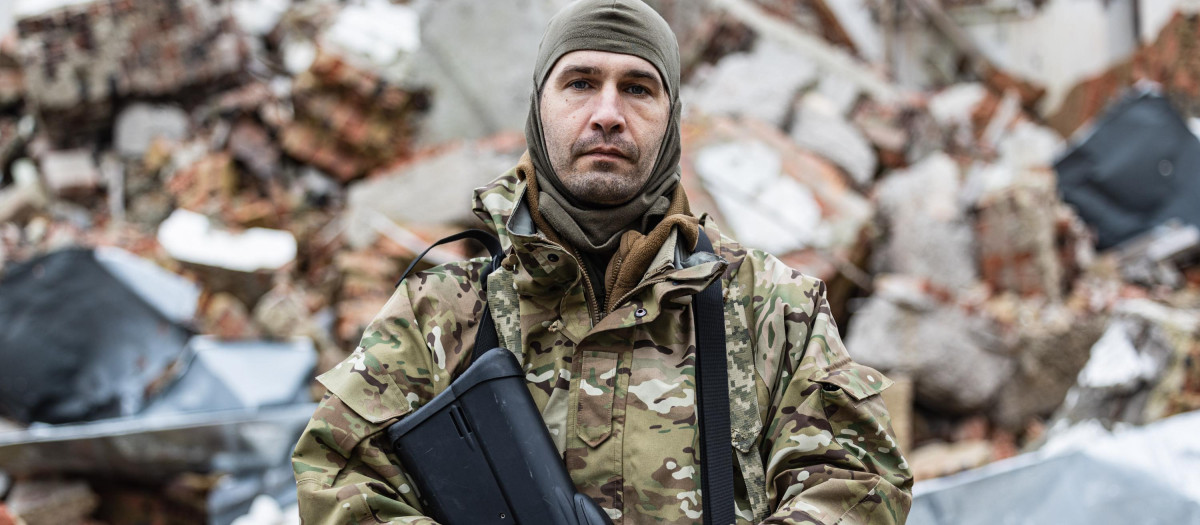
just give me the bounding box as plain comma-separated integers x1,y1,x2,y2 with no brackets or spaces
0,0,1199,522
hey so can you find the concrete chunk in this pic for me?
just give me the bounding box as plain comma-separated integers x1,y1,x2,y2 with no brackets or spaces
684,41,817,127
114,104,190,158
872,153,978,293
39,149,100,196
789,93,877,186
345,140,522,249
844,276,1011,413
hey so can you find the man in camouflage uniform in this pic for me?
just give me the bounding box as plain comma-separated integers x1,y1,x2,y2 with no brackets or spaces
292,0,912,523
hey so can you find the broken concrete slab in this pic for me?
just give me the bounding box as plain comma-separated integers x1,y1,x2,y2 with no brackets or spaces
692,139,823,255
231,0,290,37
813,0,884,64
994,120,1065,172
789,93,877,186
344,139,522,249
114,104,190,159
682,116,873,263
843,276,1011,414
708,0,901,104
38,149,100,196
683,40,817,127
406,0,571,144
872,152,979,294
928,83,987,141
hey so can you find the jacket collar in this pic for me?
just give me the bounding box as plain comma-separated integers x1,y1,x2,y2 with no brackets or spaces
471,168,726,324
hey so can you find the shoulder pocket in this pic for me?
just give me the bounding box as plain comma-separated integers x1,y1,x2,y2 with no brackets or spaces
815,362,891,402
318,347,415,424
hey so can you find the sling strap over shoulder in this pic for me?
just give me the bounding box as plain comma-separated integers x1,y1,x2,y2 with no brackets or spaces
399,227,736,525
396,228,505,355
693,229,736,525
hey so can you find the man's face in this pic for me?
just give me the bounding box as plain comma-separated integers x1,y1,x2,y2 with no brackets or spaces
539,50,671,206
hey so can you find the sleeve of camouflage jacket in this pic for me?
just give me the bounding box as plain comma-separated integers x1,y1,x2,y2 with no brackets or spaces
749,254,913,525
292,262,487,524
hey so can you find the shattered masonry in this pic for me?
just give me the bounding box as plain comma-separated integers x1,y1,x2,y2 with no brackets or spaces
0,0,1199,523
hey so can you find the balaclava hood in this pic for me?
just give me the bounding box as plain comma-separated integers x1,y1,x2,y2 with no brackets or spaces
524,0,682,255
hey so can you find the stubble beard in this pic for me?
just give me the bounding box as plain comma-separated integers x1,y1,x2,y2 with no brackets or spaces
552,135,659,207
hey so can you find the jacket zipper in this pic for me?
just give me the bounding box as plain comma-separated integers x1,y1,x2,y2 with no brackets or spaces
604,253,626,313
564,245,603,326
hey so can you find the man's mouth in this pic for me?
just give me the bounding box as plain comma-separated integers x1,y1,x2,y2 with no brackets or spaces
582,148,629,161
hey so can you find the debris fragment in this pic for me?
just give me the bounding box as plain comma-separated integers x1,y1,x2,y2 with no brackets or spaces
1056,90,1200,250
114,104,191,159
7,479,98,525
0,248,196,424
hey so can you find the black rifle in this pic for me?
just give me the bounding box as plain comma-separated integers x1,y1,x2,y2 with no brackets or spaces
387,228,734,525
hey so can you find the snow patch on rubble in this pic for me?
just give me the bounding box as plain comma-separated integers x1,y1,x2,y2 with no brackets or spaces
231,0,290,37
158,209,297,273
694,141,824,255
322,0,420,83
1076,322,1160,389
928,84,986,127
14,0,94,17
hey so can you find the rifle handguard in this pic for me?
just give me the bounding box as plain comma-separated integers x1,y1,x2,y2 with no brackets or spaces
386,348,613,525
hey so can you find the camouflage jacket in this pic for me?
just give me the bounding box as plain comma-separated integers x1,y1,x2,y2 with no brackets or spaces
293,169,913,524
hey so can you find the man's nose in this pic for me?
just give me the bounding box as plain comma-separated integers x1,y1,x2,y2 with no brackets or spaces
588,84,626,137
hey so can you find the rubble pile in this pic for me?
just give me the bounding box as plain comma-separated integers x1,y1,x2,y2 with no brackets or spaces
0,0,1198,522
15,0,246,142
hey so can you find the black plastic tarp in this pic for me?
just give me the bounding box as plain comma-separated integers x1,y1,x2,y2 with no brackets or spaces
1056,90,1200,250
0,248,196,424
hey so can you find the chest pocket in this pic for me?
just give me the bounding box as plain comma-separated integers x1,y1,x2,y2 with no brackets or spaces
576,350,620,447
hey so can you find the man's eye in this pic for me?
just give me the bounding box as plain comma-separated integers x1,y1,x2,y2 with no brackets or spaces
627,85,649,96
569,80,590,90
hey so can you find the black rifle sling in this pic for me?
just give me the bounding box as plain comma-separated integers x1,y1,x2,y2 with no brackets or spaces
407,227,735,523
693,229,735,525
395,228,504,359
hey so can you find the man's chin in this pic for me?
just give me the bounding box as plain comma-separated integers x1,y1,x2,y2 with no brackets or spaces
586,158,623,173
560,168,642,205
